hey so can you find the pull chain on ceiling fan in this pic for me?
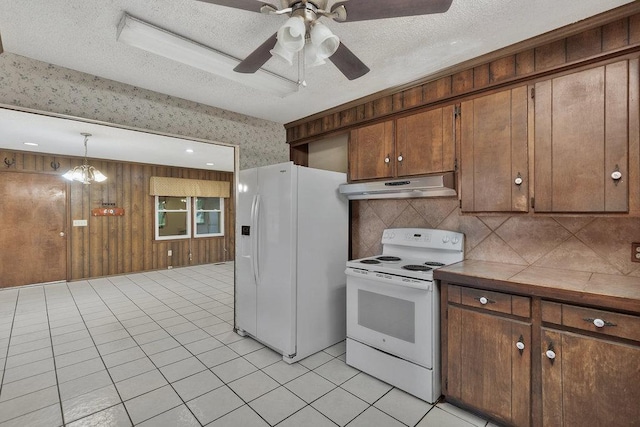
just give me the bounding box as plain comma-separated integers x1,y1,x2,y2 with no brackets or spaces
197,0,453,81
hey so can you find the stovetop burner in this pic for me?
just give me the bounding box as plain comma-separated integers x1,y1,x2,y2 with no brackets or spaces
376,256,401,262
402,264,433,272
360,259,381,265
424,261,445,267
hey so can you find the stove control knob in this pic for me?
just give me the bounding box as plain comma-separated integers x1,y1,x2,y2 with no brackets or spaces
442,236,450,243
452,236,459,244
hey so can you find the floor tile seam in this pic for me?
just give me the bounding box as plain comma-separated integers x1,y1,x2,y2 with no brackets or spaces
0,386,61,426
338,385,414,426
0,292,26,401
61,282,135,427
59,400,124,427
41,285,68,427
274,403,340,427
411,403,439,427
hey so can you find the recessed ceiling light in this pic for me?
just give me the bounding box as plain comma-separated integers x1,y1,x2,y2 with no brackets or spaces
24,142,39,146
186,149,194,153
206,162,214,166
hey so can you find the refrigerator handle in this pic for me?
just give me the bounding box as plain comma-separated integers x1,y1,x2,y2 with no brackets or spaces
252,195,261,285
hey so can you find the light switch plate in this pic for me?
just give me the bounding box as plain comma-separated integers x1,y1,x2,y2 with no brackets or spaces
73,219,88,227
632,242,640,263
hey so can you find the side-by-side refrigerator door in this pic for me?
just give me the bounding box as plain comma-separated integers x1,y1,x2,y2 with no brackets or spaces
255,163,296,357
235,168,258,336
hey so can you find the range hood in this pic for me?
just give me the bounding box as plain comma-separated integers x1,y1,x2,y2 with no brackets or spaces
339,173,456,200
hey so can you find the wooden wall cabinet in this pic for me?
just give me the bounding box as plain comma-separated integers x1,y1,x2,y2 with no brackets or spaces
348,120,395,181
445,285,532,427
534,59,633,213
460,85,529,213
348,105,456,182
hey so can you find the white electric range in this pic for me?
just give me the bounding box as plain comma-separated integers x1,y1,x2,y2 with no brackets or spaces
345,228,464,403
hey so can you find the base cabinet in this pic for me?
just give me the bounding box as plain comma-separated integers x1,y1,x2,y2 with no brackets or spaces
443,283,640,427
447,306,531,427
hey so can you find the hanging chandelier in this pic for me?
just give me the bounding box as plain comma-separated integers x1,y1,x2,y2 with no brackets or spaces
62,133,107,184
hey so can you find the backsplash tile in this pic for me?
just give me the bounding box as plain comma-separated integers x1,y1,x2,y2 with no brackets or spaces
351,198,640,278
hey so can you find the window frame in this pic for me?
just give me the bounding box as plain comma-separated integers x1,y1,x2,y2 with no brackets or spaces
155,196,192,241
193,197,225,238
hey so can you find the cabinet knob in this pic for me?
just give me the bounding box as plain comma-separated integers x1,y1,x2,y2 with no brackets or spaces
514,172,523,186
384,155,390,165
611,171,622,180
546,350,556,360
397,154,404,163
479,297,488,305
516,341,525,351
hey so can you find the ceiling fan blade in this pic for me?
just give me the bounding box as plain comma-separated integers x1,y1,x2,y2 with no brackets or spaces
234,33,278,73
329,43,370,80
196,0,274,13
331,0,453,22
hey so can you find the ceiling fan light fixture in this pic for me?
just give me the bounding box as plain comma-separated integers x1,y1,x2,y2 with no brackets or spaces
270,42,295,65
62,133,107,185
277,16,306,52
304,41,326,67
310,22,339,59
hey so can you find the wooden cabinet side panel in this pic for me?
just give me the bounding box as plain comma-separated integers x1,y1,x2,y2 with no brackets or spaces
604,60,629,212
511,86,529,212
629,58,640,213
541,329,563,427
443,105,456,172
512,325,532,427
460,100,475,212
551,67,606,212
447,305,463,399
534,80,553,212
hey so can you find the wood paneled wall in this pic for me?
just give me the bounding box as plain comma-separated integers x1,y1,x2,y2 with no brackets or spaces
1,149,234,281
285,4,640,146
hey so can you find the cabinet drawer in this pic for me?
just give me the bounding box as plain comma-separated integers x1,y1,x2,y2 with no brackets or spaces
450,286,530,317
559,304,640,343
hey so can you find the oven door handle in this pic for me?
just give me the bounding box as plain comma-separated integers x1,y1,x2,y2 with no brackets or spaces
345,268,432,291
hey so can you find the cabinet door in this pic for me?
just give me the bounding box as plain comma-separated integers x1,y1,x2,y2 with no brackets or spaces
460,86,529,212
348,121,395,181
534,60,630,212
541,329,640,427
396,105,455,176
447,306,531,426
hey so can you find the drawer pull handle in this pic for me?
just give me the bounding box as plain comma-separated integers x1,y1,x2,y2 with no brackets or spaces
475,296,495,305
584,318,616,328
516,335,525,355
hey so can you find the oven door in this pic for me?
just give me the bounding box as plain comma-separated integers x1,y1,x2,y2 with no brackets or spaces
346,270,436,368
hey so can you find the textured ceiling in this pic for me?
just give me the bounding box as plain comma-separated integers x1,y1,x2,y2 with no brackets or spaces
0,0,635,125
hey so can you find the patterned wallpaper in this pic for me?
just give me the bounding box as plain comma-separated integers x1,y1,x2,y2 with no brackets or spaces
352,198,640,278
0,53,288,170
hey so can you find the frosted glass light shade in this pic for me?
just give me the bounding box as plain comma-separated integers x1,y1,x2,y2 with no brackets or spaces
277,16,306,52
62,165,107,185
310,22,339,59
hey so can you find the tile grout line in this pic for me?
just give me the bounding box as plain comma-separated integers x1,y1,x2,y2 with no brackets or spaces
0,290,20,406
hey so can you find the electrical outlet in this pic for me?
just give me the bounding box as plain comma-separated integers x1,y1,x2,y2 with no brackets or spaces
167,250,172,257
632,242,640,263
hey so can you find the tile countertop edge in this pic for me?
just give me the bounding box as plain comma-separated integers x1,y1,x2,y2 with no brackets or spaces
434,260,640,315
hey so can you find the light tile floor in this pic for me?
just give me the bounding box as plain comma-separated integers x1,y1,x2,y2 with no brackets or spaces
0,263,495,427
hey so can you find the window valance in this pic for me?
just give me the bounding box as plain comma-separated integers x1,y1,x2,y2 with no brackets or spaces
149,177,230,198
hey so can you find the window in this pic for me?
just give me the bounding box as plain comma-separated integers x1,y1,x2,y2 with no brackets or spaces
156,196,191,240
155,196,224,240
194,197,224,237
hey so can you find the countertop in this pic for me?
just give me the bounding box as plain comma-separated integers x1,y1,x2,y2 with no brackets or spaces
434,260,640,314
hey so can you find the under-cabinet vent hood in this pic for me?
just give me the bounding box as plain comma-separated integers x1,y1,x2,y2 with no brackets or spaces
339,173,456,200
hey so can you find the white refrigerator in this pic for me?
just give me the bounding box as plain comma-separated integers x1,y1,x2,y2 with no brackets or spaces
235,162,348,363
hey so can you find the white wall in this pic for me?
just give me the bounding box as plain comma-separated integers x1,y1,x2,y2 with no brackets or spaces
0,53,289,169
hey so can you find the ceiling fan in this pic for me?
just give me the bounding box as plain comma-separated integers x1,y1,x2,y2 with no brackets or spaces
197,0,454,81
